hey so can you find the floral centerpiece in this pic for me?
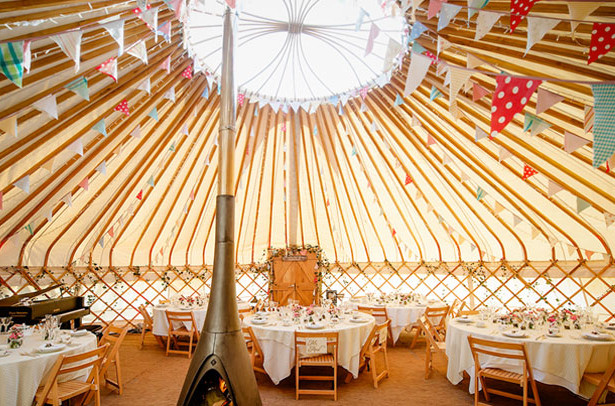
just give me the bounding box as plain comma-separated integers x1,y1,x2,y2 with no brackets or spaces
547,309,581,329
291,303,302,322
8,325,24,349
305,305,315,323
327,306,340,318
178,295,196,308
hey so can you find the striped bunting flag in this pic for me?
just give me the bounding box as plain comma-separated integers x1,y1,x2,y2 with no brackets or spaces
0,41,24,87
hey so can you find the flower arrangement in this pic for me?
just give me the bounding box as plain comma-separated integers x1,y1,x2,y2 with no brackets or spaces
8,325,24,349
327,306,340,318
178,295,196,307
547,309,581,329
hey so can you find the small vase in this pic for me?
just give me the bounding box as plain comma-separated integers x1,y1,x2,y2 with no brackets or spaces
8,337,23,349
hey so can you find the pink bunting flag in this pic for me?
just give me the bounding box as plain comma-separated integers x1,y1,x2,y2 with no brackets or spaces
365,23,380,56
115,99,130,116
564,131,589,153
238,93,245,106
182,65,192,79
472,82,489,102
536,88,565,115
428,0,446,19
225,0,236,8
189,190,195,200
161,55,171,74
108,227,114,238
490,75,542,137
136,190,143,200
427,135,436,146
588,23,615,64
510,0,541,33
79,177,89,191
522,164,538,180
95,57,118,82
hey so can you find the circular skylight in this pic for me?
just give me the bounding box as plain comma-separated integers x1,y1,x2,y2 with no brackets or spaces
186,0,408,103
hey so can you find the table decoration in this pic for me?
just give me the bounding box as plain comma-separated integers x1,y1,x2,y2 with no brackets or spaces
7,325,24,349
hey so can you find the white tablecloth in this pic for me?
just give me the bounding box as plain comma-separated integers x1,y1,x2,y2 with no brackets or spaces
446,318,615,398
245,314,375,385
153,302,251,336
0,331,97,406
351,300,445,343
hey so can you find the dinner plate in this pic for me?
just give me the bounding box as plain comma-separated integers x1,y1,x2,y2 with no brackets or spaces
255,311,268,317
502,330,527,338
0,350,9,357
349,318,366,323
582,332,614,341
455,317,473,324
71,329,87,337
37,343,67,353
546,333,562,338
251,318,268,325
305,323,324,330
606,323,615,331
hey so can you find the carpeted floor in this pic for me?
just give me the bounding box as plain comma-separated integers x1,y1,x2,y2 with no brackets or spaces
100,332,603,406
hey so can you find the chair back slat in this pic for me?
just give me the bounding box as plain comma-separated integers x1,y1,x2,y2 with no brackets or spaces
425,305,450,329
418,316,444,349
58,344,109,375
139,305,153,326
468,336,529,361
166,311,196,323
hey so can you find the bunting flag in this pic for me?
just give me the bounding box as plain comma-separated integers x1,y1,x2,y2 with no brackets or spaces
410,22,428,40
33,94,58,120
355,7,369,31
427,134,436,146
564,131,589,153
591,84,615,168
136,190,143,200
24,224,33,235
428,0,444,19
383,38,402,72
147,176,155,187
161,55,171,74
62,192,72,207
98,237,104,249
0,115,17,138
182,65,192,79
130,125,141,138
475,125,489,142
460,171,470,182
23,41,31,73
64,76,89,101
127,40,148,64
513,214,522,227
438,3,462,31
584,105,594,134
442,153,452,165
96,161,107,175
169,142,176,152
468,0,489,19
605,212,615,227
365,23,380,56
51,30,82,72
394,93,404,106
577,196,591,213
158,21,171,43
522,164,538,180
115,99,129,116
585,250,595,261
476,186,486,201
43,158,55,173
101,19,124,55
405,174,412,185
237,93,245,106
350,146,357,156
588,23,615,64
472,82,489,102
499,147,512,162
93,119,107,136
67,138,83,156
491,76,542,137
79,177,89,191
137,77,151,94
475,11,499,41
510,0,540,33
411,42,427,55
449,66,473,104
0,41,24,87
525,17,559,55
531,226,540,239
13,175,30,193
164,87,176,102
108,227,114,238
536,88,565,115
404,52,432,96
547,180,563,197
437,36,452,56
568,3,601,35
524,113,551,136
141,6,158,31
148,107,159,121
96,57,118,82
182,123,189,136
430,86,443,101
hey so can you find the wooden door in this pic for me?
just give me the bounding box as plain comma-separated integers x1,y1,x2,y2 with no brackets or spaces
270,253,318,306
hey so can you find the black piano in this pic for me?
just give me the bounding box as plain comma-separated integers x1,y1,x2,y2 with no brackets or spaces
0,284,90,328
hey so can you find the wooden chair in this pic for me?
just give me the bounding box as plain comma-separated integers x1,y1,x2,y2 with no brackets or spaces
242,326,267,377
448,299,465,318
409,305,450,349
294,331,339,401
165,310,200,358
358,320,391,388
584,353,615,406
357,305,395,346
238,307,252,321
98,324,129,395
419,315,447,379
35,344,109,406
138,304,157,349
467,336,541,406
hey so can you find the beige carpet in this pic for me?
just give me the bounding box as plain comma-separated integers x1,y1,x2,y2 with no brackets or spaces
100,333,604,405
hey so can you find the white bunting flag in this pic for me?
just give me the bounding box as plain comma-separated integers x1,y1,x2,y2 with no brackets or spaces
404,52,432,96
164,86,176,102
62,192,72,207
475,125,489,142
127,40,148,64
525,17,559,55
498,147,512,162
182,123,189,136
46,210,53,222
0,115,18,137
33,94,58,120
568,3,601,36
13,175,30,193
355,7,369,31
96,161,107,176
466,54,483,69
130,125,141,138
449,66,473,104
142,7,159,33
513,214,522,227
101,19,124,55
547,180,563,197
66,138,83,156
460,171,470,182
438,3,462,31
51,30,82,73
383,38,402,72
365,23,380,56
564,131,589,153
474,11,500,41
137,77,151,94
605,212,615,228
437,36,452,56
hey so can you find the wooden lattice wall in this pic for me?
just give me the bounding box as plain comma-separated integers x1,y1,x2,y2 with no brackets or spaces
1,260,613,327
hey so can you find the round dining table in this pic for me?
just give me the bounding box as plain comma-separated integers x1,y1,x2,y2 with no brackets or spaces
152,301,252,336
446,316,615,398
350,299,446,343
244,313,376,385
0,330,98,406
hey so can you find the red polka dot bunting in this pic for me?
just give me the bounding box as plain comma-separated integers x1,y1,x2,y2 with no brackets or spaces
490,75,542,137
510,0,540,33
405,174,412,185
424,51,438,65
136,190,143,200
237,93,245,106
182,66,192,79
522,164,538,180
115,99,129,116
95,57,118,82
588,23,615,64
